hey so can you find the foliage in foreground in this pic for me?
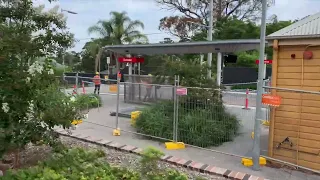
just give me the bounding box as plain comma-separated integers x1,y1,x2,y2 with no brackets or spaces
0,59,83,159
231,84,257,90
72,93,102,111
135,88,239,147
1,147,188,180
0,0,79,161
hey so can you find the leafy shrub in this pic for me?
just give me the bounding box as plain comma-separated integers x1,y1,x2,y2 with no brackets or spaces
135,88,239,147
1,147,188,180
140,146,165,175
73,93,102,111
1,148,139,180
139,146,187,179
231,84,257,90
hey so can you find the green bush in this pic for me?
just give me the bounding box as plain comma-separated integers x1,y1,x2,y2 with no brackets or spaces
1,147,188,180
231,84,257,90
135,89,239,147
73,93,102,111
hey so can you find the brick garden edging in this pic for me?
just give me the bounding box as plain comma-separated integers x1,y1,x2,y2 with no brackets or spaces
56,130,268,180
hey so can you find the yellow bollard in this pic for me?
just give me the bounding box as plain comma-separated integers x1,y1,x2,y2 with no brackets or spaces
130,111,141,127
72,120,83,125
165,142,186,150
109,84,118,93
262,120,270,126
113,128,121,136
241,157,266,167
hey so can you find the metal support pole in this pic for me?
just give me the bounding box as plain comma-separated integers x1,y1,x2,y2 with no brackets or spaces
175,75,180,142
217,52,222,86
62,53,65,81
129,62,133,101
207,0,213,79
75,72,79,94
263,54,267,80
252,0,267,171
173,75,177,142
129,62,132,76
115,53,120,129
138,62,141,100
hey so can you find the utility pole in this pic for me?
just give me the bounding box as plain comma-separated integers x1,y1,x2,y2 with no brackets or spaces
207,0,213,79
60,8,77,76
252,0,267,171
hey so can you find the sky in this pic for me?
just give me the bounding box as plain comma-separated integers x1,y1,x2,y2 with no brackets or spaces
33,0,320,52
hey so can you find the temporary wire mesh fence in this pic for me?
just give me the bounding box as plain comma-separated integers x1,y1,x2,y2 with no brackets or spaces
123,74,174,104
55,73,320,173
120,76,257,153
175,87,240,147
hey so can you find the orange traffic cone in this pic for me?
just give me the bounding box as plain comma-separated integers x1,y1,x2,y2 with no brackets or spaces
72,85,77,95
82,82,86,94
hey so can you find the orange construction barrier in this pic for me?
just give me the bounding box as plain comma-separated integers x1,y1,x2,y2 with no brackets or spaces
72,85,77,95
82,82,86,94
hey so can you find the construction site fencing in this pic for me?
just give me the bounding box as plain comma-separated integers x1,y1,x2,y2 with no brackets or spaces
175,86,240,147
114,75,262,159
57,73,320,174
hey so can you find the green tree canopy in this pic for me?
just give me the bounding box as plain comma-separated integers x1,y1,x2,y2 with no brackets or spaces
78,11,149,72
0,0,82,162
88,11,148,45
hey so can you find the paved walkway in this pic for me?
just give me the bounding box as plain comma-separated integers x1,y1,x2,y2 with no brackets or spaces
65,87,319,180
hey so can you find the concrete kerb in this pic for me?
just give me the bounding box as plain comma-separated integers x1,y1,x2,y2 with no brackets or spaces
56,131,269,180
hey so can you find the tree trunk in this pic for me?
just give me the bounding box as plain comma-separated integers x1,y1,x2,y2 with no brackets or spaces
217,0,223,20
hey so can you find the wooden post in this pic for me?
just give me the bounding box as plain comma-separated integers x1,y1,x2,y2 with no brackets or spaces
268,39,279,157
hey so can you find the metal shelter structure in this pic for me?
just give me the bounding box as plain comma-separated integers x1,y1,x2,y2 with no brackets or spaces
102,39,264,55
102,39,266,87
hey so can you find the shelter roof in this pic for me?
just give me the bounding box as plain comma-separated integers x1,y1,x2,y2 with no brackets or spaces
103,39,264,55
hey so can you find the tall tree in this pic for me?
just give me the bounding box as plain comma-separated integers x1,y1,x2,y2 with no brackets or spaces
0,0,81,165
85,11,149,72
88,11,148,45
213,16,260,39
266,15,294,36
188,15,294,67
157,0,274,40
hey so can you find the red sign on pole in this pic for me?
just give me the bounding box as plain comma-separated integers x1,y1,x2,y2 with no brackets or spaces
255,59,272,64
118,57,144,63
176,88,187,96
262,94,281,107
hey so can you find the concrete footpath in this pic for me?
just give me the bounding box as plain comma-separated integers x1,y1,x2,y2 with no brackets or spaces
61,120,318,179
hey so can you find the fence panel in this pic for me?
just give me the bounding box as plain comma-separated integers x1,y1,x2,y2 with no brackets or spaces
123,74,175,104
174,87,262,159
176,87,240,147
117,81,176,142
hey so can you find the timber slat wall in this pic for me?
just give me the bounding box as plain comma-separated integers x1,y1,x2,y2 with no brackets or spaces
271,45,320,170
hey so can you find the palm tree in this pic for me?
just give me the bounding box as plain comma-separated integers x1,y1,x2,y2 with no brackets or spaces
88,11,148,45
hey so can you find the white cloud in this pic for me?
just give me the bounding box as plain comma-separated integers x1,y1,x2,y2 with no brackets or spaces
33,0,320,52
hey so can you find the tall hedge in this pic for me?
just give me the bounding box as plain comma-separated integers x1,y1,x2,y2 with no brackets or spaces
135,88,239,147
